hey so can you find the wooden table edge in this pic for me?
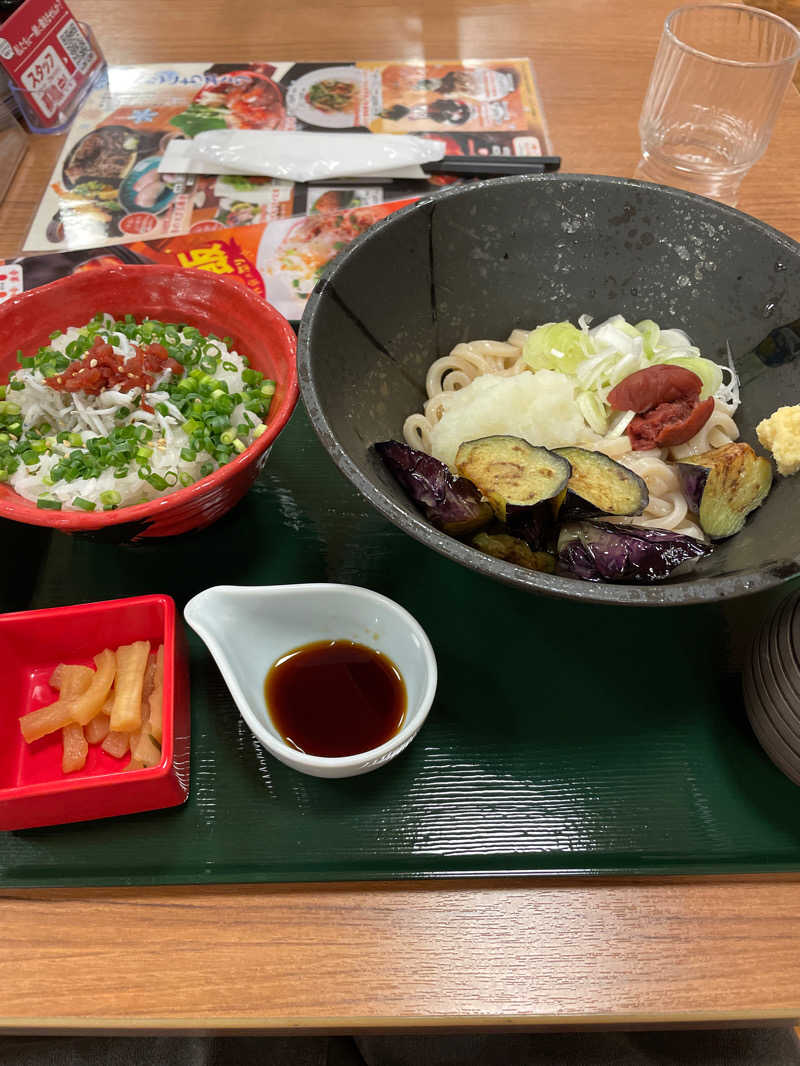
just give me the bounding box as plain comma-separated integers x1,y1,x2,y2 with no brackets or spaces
0,1010,798,1036
3,874,800,1029
3,871,800,892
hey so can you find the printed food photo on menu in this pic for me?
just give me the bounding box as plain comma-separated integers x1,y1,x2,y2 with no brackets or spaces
26,63,302,252
13,58,551,320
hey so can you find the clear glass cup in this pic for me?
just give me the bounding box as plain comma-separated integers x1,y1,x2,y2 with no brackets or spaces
636,3,800,205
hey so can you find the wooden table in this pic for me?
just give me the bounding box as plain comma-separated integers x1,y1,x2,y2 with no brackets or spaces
2,0,800,1035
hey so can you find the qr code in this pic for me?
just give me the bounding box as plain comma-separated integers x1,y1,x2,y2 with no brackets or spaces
56,19,95,74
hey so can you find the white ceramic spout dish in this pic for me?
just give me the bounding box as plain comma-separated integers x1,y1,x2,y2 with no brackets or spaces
183,583,437,778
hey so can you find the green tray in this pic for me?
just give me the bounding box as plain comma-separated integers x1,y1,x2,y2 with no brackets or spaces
2,404,800,887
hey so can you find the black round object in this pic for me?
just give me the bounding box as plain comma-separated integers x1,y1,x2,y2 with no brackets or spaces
0,0,23,21
298,174,800,606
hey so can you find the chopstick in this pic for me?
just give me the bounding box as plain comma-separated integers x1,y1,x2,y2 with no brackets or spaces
422,155,561,176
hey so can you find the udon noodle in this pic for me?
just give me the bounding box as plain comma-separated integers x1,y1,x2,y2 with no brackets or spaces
404,334,530,453
403,331,739,541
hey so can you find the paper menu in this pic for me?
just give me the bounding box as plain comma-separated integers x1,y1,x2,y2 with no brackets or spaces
24,58,550,254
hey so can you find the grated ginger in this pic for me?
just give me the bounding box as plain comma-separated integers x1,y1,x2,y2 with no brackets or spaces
756,405,800,476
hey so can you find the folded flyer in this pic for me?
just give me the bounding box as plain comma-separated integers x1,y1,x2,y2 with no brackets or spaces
5,198,419,321
24,59,551,254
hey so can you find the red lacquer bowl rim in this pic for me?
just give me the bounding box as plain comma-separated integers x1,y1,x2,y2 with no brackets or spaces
0,266,299,531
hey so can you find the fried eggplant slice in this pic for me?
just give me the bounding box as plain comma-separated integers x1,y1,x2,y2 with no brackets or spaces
676,442,773,540
454,436,570,523
472,532,555,572
557,521,712,583
554,446,648,520
504,505,558,553
375,440,492,536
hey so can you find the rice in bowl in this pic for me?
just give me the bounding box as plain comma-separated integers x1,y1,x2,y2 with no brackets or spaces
0,313,275,513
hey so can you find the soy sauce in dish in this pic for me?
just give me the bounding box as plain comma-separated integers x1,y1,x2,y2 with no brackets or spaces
264,640,406,757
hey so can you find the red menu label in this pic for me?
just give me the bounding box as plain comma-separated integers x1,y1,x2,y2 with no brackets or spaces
0,0,96,125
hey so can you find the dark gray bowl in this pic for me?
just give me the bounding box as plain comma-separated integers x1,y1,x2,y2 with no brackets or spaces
298,174,800,606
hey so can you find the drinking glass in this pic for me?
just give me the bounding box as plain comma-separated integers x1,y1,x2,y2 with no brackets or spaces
636,3,800,205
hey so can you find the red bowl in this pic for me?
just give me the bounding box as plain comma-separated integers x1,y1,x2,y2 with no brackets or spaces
0,265,298,540
0,594,190,831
